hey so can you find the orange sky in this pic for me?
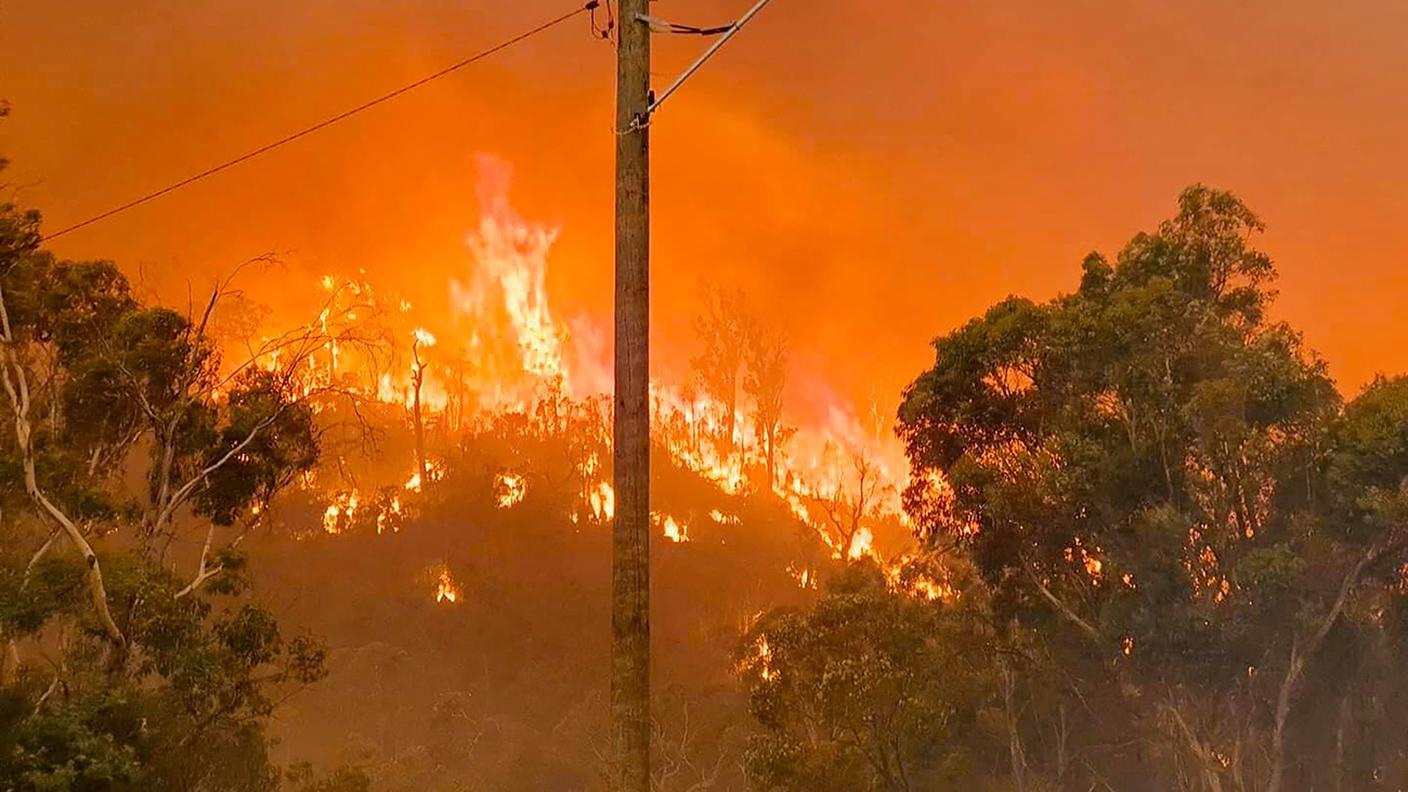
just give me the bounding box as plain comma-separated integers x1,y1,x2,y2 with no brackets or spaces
4,0,1408,410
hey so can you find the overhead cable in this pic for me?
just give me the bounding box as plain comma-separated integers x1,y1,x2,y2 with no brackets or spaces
41,2,599,242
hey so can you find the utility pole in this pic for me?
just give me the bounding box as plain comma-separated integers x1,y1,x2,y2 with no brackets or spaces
611,0,651,788
609,1,776,786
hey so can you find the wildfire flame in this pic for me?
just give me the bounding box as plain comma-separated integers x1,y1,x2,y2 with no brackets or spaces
744,636,779,682
322,491,360,534
265,160,942,606
404,460,445,493
588,481,615,523
655,513,689,544
787,563,818,590
710,509,741,526
376,495,404,535
495,473,527,509
434,565,461,604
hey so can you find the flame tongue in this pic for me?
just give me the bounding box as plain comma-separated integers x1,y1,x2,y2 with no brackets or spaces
434,565,461,604
450,157,571,409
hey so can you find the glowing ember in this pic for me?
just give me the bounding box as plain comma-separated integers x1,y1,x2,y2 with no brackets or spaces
1065,538,1105,585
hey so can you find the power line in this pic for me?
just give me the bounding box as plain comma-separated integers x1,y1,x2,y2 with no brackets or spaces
42,1,600,243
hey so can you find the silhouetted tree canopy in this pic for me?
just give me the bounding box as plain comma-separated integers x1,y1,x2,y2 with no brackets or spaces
890,185,1408,789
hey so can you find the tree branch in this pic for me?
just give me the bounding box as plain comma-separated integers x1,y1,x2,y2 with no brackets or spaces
0,283,124,645
1027,567,1101,641
174,524,228,599
153,411,279,535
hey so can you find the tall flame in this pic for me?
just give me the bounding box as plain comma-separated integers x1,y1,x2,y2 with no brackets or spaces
271,158,949,605
450,156,572,409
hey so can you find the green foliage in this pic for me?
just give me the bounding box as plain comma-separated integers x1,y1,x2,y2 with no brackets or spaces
891,185,1408,788
0,687,143,790
0,546,326,791
0,119,327,791
899,185,1333,657
1328,376,1408,534
739,562,996,790
196,370,319,526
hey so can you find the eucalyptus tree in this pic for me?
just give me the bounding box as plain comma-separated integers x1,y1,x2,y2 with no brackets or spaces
897,186,1408,789
0,126,374,788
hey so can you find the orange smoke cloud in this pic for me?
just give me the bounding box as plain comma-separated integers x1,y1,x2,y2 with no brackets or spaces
4,0,1407,406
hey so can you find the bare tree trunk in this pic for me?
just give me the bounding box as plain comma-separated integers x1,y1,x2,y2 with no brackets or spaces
764,425,775,490
723,388,736,458
1,630,15,686
1164,701,1225,792
1267,541,1381,792
1001,656,1029,792
1266,644,1303,792
412,349,428,487
1335,695,1349,792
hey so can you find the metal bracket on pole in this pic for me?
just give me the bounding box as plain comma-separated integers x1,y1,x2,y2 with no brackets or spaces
635,0,776,124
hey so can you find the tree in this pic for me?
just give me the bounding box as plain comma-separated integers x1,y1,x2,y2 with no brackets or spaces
744,321,790,490
0,120,345,788
817,449,890,564
410,330,432,489
691,286,749,458
897,185,1408,789
738,561,996,791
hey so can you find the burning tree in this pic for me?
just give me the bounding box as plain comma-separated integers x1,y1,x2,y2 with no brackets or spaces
816,449,890,564
691,285,750,459
744,319,791,490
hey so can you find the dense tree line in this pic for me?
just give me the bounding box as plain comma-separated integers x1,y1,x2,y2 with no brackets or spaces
743,187,1408,790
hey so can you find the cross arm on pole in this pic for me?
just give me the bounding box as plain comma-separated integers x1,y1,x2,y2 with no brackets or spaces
633,0,777,124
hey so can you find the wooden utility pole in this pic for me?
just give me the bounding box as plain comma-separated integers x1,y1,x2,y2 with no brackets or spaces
611,0,651,789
